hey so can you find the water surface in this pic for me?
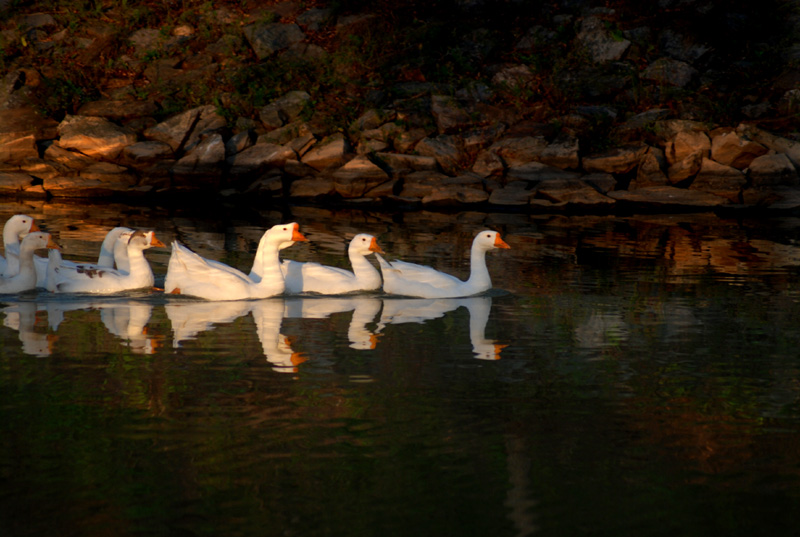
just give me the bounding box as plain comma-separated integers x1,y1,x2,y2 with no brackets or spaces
2,200,800,537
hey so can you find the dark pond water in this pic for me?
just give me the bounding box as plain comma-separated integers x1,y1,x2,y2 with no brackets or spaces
3,199,800,537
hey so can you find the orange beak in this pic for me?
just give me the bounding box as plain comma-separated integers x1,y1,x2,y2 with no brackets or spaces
46,236,61,250
494,234,511,249
369,237,384,254
291,223,308,242
30,221,41,232
149,233,166,248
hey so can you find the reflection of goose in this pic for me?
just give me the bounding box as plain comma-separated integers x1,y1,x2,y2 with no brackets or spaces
165,299,252,347
376,230,510,298
378,296,505,360
0,232,60,293
250,298,306,372
284,296,382,350
49,230,165,294
165,223,307,301
1,302,56,357
0,214,39,277
99,302,156,354
279,234,384,295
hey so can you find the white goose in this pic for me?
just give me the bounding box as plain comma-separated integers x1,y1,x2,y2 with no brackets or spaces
277,233,384,294
0,214,40,277
164,222,307,301
376,230,510,298
0,232,60,293
49,230,165,294
43,226,134,291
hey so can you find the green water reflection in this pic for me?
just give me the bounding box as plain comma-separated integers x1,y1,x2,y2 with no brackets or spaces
3,202,800,536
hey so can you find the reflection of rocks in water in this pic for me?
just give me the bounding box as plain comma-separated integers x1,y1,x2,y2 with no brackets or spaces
504,434,538,537
2,302,56,357
574,311,629,349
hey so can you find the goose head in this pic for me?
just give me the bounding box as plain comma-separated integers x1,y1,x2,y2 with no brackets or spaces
474,230,511,251
21,231,60,253
349,234,384,256
5,214,39,242
268,222,307,247
127,230,166,250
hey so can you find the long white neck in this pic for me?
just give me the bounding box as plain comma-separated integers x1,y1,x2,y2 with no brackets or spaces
252,239,285,294
3,227,20,249
125,246,154,286
466,243,491,290
249,234,272,283
349,250,381,287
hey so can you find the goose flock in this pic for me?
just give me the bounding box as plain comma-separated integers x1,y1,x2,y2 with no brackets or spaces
0,214,511,300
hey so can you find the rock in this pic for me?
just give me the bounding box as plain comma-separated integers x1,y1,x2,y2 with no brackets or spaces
507,161,582,183
689,158,746,201
76,99,158,120
421,183,489,206
119,141,174,168
488,180,533,206
612,108,671,142
472,149,505,177
332,155,390,198
430,95,474,134
289,176,335,198
748,153,799,187
534,178,616,208
18,158,68,181
583,173,617,193
394,128,431,153
259,121,315,154
172,133,226,176
641,57,698,87
666,152,702,183
227,142,295,176
664,130,710,165
0,172,35,193
225,130,255,157
399,171,451,198
374,153,438,176
259,91,312,130
350,109,396,132
631,146,669,188
144,105,225,153
490,63,537,90
710,129,768,169
56,115,137,160
608,185,729,208
243,22,305,60
38,149,85,175
0,107,58,162
576,16,631,63
301,134,351,171
736,124,800,169
583,144,648,173
414,135,466,175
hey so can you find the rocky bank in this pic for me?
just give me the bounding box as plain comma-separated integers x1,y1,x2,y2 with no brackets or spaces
2,0,800,214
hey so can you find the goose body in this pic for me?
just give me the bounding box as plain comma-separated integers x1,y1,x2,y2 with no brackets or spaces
377,230,510,298
43,226,134,291
0,232,59,293
0,214,39,277
50,230,165,294
278,234,383,294
164,223,307,301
